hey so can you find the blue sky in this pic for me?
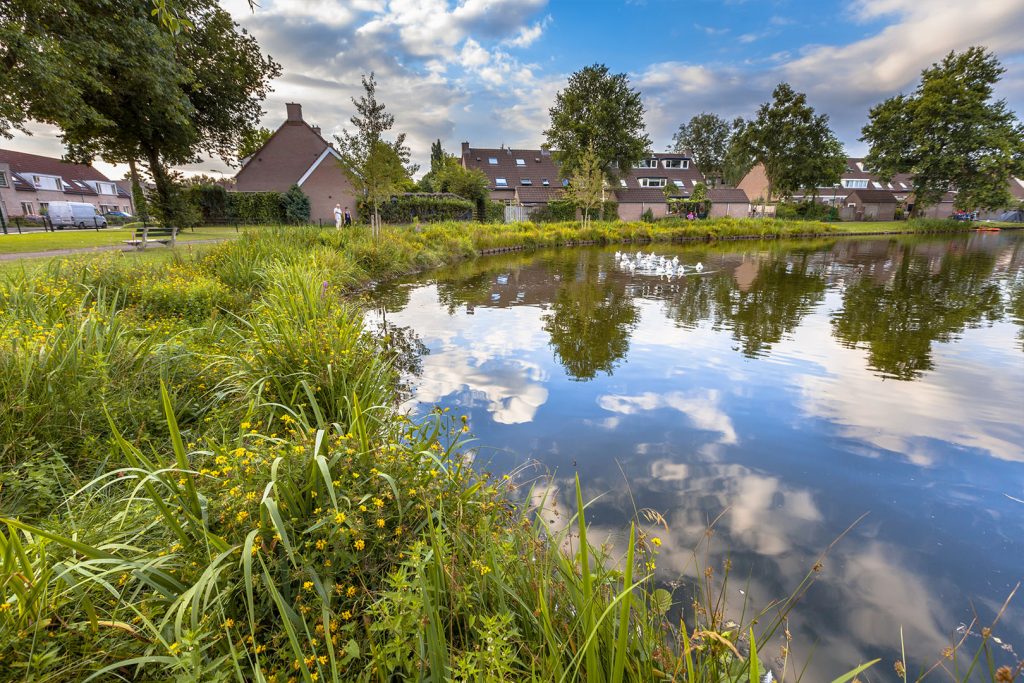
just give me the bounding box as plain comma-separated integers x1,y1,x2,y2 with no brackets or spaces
9,0,1024,178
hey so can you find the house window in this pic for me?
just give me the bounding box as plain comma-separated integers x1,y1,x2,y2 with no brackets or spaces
634,158,659,169
520,178,532,185
515,158,526,166
32,174,61,190
841,179,869,189
541,178,549,186
0,171,7,187
639,178,667,188
620,180,627,187
123,205,131,213
488,158,498,165
663,159,689,169
20,202,33,215
495,178,508,187
39,202,49,215
96,182,116,195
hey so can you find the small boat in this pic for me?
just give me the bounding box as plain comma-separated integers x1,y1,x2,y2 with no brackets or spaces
975,226,1001,232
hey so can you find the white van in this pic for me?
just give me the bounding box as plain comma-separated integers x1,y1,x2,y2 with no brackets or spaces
47,201,107,229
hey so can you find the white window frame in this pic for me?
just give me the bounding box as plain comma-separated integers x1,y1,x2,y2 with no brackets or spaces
662,159,689,169
495,177,508,187
20,201,33,215
32,174,61,190
0,171,7,188
39,202,49,215
520,178,532,185
634,158,659,169
541,178,550,186
488,157,498,165
841,179,869,189
638,177,667,188
515,158,526,167
620,180,627,188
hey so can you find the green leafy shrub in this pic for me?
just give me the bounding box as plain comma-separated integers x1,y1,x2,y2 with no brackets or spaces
482,200,505,223
281,184,311,224
530,198,577,222
641,207,655,222
360,195,474,224
776,200,839,221
228,191,286,224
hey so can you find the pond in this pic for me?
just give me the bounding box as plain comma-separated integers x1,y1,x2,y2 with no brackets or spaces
366,232,1024,678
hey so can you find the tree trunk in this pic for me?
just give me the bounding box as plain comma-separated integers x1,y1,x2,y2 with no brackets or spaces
127,157,149,222
143,146,173,227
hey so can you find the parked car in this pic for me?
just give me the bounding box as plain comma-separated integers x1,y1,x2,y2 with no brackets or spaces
997,209,1023,223
48,201,107,228
103,210,133,219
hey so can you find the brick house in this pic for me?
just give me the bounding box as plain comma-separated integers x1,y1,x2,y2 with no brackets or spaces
735,158,956,219
707,188,751,218
841,188,898,221
461,143,713,220
233,103,357,225
0,149,133,222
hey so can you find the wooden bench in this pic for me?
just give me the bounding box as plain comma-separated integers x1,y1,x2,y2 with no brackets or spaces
123,226,178,249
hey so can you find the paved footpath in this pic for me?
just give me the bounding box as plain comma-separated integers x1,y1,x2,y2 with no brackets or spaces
0,238,227,262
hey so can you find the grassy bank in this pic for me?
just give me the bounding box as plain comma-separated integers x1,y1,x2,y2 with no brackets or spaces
0,216,988,259
0,224,1015,682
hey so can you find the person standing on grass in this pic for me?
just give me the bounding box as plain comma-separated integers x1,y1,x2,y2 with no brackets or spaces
334,203,343,229
344,206,352,226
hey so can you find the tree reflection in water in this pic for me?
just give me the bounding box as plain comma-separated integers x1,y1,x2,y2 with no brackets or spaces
832,242,1003,380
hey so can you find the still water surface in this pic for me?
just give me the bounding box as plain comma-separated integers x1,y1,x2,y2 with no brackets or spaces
367,233,1024,677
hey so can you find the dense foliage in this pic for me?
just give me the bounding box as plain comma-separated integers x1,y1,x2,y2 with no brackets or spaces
731,83,846,200
671,113,734,185
360,195,475,224
861,47,1024,213
544,64,651,181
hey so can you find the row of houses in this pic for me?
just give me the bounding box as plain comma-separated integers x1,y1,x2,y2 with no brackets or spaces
4,101,1023,226
0,149,135,223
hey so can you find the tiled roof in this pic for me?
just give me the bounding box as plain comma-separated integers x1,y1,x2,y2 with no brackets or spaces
846,189,899,204
708,188,749,203
621,153,705,190
0,149,110,181
462,145,562,191
615,188,668,203
516,186,564,204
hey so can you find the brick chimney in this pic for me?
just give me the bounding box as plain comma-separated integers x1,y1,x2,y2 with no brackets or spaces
312,125,322,137
286,102,302,122
461,141,470,156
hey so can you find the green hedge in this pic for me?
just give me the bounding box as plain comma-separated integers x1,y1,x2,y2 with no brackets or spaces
483,200,505,223
228,191,286,224
776,201,839,222
360,196,475,224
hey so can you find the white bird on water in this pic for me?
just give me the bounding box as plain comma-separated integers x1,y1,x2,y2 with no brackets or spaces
695,262,704,272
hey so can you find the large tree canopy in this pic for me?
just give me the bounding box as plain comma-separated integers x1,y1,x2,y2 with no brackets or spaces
671,112,732,185
544,64,651,181
731,83,846,200
861,47,1024,213
0,0,280,224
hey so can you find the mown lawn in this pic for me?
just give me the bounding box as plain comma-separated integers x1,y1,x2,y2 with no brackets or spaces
0,225,242,254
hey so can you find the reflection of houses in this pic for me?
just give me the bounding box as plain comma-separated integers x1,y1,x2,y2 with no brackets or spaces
233,102,356,225
0,148,134,220
735,157,957,219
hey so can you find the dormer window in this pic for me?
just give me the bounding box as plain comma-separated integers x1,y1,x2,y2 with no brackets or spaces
663,159,689,169
638,177,667,188
495,178,508,187
620,180,627,187
520,178,532,185
634,158,659,169
488,157,498,165
32,174,61,190
515,158,526,166
0,171,7,188
541,178,549,186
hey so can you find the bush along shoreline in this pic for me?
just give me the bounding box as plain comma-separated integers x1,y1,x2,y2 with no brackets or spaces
0,225,1018,682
